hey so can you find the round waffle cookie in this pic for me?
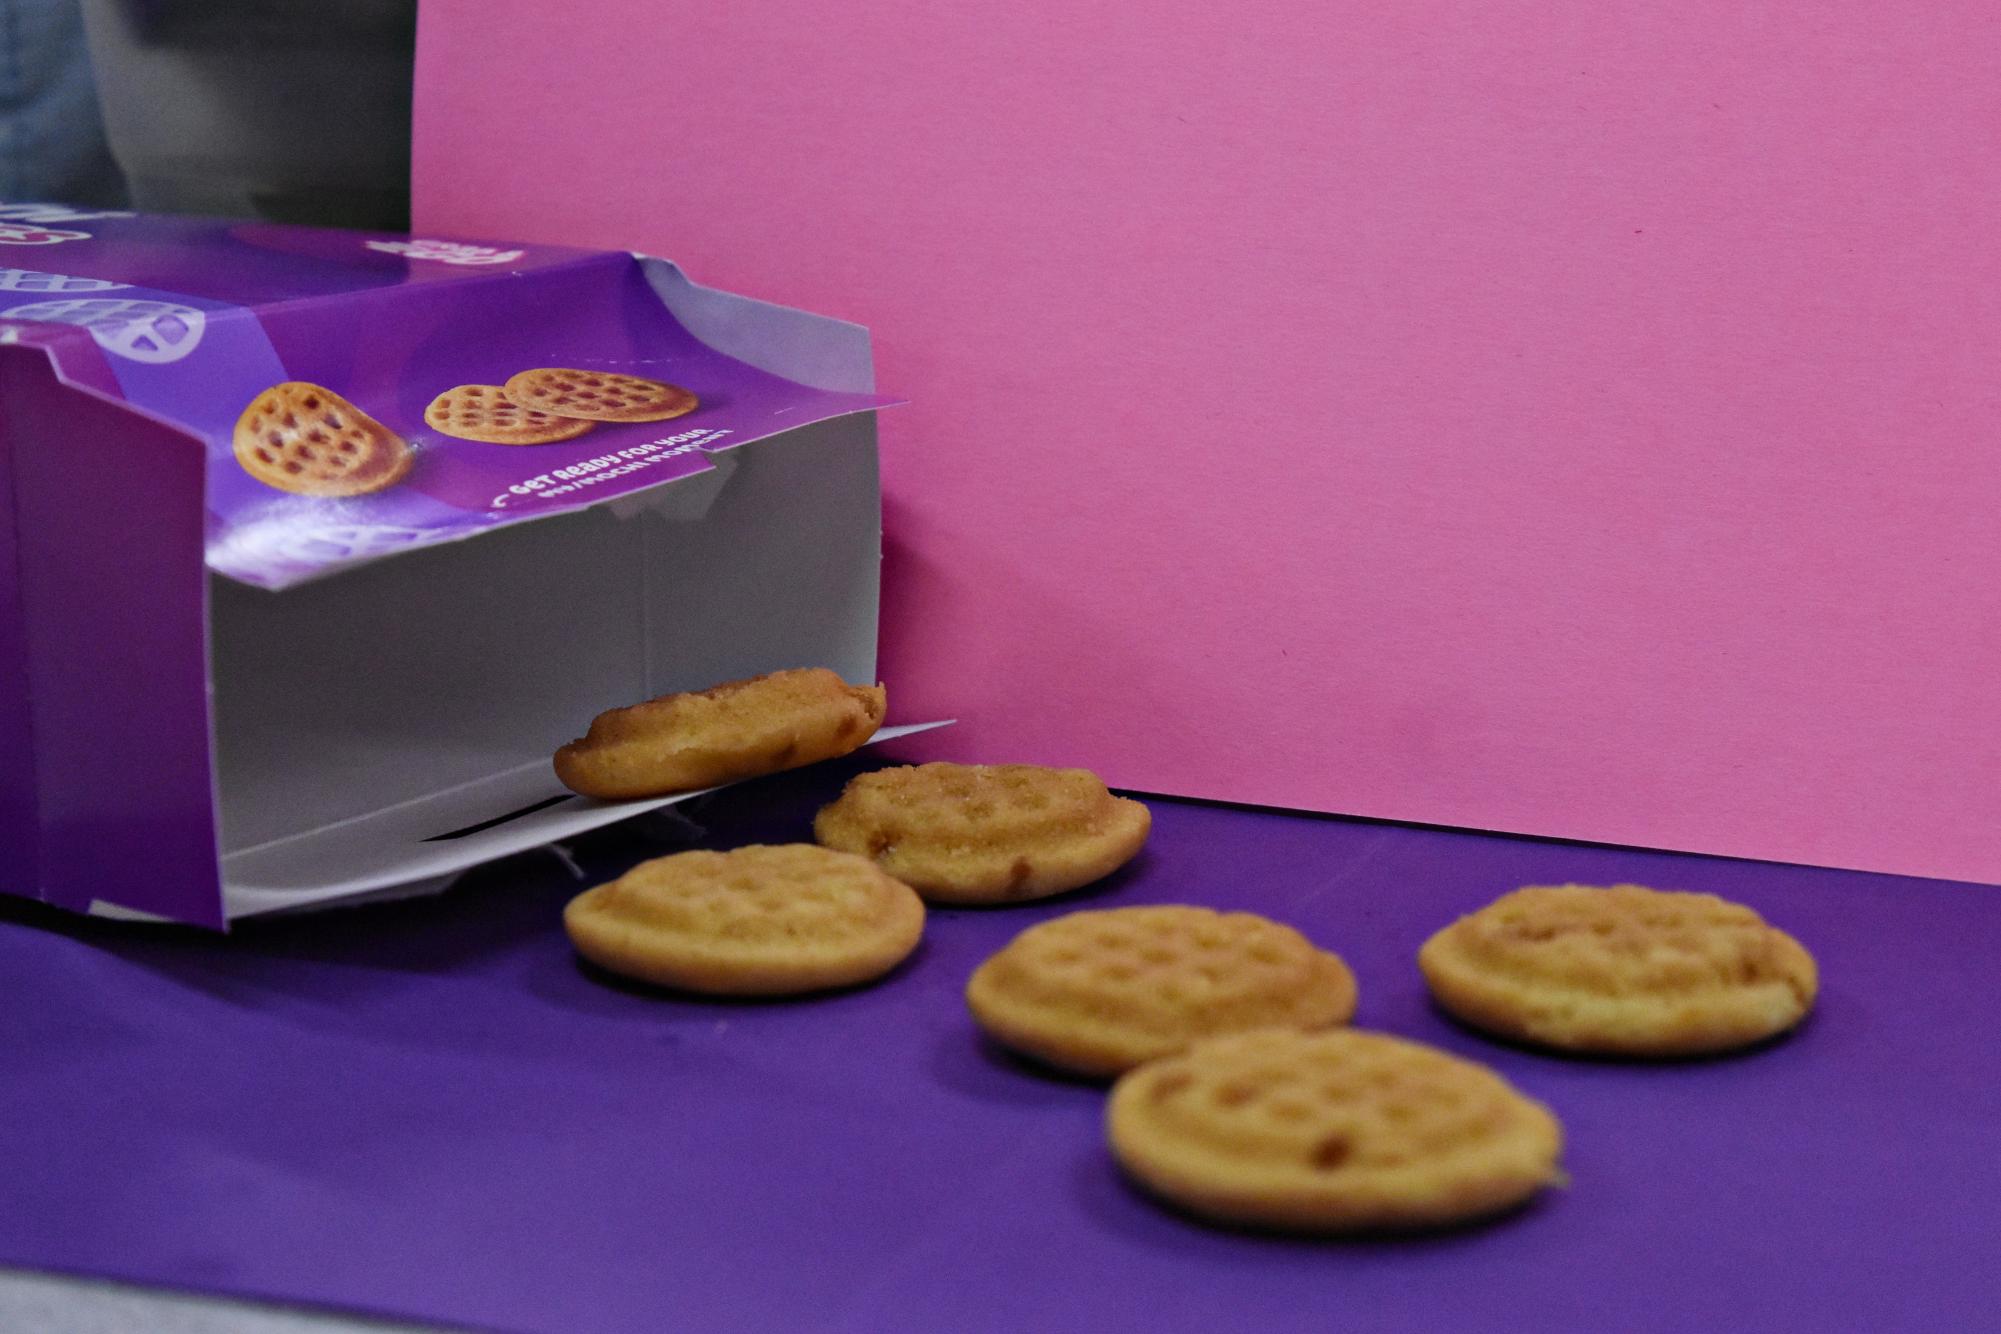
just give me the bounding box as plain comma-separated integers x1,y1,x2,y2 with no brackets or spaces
554,668,887,800
564,844,925,996
813,763,1151,905
423,383,597,444
1107,1028,1565,1233
1418,883,1818,1057
501,368,698,423
966,905,1357,1077
233,382,412,496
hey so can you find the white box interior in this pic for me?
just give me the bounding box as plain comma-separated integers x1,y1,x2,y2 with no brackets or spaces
206,415,893,917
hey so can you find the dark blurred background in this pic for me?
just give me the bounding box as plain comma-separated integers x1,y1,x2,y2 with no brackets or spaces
8,0,416,228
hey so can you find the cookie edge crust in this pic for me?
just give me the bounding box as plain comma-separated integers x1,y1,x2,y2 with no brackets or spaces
562,870,924,996
554,678,887,800
1105,1040,1564,1232
967,945,1358,1078
820,793,1152,905
1417,917,1820,1057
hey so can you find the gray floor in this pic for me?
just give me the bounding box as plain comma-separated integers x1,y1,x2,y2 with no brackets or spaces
0,1268,452,1333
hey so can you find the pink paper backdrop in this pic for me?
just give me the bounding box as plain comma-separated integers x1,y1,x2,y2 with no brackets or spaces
414,2,2001,885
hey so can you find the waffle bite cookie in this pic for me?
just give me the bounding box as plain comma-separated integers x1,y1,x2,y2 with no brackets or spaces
502,368,698,423
1419,883,1818,1058
563,844,924,996
966,906,1356,1077
233,382,412,496
554,668,886,800
1107,1028,1565,1233
814,763,1150,905
423,383,596,444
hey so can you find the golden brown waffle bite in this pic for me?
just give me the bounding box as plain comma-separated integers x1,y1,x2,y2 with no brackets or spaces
233,382,411,496
1107,1028,1565,1233
966,906,1356,1077
1418,883,1818,1057
554,668,886,800
813,763,1150,904
563,844,924,996
502,367,698,422
423,383,596,444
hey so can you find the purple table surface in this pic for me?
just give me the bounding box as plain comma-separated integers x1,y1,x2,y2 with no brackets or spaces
5,749,1999,1334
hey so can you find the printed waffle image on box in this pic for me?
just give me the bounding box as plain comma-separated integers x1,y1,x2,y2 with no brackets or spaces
0,203,932,928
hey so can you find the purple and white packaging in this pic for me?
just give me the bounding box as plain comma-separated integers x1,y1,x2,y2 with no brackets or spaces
0,204,917,928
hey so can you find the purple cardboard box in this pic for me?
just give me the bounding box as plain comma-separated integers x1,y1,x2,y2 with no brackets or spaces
0,203,918,928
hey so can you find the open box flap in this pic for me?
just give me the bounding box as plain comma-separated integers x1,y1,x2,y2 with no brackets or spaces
0,211,898,590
